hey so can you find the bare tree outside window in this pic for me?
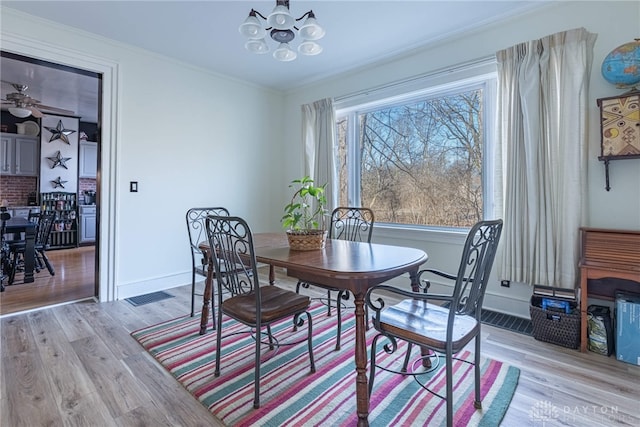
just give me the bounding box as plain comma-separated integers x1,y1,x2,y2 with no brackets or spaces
336,117,349,207
337,86,485,228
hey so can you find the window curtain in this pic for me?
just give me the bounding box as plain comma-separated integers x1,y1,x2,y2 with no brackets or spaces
494,27,597,289
302,98,337,211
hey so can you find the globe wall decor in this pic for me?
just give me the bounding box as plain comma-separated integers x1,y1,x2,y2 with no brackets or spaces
601,39,640,90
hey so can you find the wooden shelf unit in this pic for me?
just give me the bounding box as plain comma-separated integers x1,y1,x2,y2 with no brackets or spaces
579,227,640,352
41,192,78,249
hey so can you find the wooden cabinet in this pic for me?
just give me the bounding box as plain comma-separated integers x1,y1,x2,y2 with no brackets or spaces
0,133,39,176
579,228,640,352
79,140,97,178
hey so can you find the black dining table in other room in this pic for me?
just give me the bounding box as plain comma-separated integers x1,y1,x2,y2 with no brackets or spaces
4,217,37,284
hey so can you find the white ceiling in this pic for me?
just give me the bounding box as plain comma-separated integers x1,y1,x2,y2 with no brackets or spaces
1,56,101,122
1,1,549,123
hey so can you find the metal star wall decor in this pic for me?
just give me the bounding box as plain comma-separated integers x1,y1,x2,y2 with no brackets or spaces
47,151,72,169
44,120,76,144
51,176,68,189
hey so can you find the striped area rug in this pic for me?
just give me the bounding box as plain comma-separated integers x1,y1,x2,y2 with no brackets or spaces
132,302,519,426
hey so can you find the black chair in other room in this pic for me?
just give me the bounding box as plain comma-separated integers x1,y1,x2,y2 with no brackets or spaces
0,209,12,292
8,210,57,285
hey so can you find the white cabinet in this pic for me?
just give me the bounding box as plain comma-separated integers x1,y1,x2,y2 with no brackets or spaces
1,135,13,174
79,141,97,178
79,205,96,243
0,133,39,176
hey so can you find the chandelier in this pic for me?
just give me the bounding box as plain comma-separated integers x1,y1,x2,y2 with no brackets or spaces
239,0,325,62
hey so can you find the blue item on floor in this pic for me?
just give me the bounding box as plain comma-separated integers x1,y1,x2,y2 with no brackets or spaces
616,292,640,366
542,298,571,314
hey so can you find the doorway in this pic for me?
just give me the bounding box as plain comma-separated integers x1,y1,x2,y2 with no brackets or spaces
1,51,102,314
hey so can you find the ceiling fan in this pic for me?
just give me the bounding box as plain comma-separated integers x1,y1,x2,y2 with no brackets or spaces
1,81,75,118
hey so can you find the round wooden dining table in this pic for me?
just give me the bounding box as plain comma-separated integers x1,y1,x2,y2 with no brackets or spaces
199,232,428,426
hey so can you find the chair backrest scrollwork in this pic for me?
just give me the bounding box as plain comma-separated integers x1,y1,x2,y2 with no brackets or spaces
452,219,503,316
205,215,258,302
329,207,374,243
186,207,230,267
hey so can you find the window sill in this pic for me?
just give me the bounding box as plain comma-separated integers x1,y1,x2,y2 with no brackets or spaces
372,223,468,245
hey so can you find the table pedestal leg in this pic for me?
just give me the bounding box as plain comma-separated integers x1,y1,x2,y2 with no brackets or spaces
354,294,370,426
199,258,214,335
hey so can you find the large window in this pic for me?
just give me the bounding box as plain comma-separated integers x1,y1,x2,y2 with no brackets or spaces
336,74,496,229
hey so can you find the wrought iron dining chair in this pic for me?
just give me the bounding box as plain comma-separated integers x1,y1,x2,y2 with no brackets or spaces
185,207,230,318
365,219,503,427
205,215,315,409
295,206,374,350
7,210,57,285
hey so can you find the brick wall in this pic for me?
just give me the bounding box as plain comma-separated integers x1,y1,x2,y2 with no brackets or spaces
78,178,97,204
79,178,97,194
0,175,96,206
0,175,37,205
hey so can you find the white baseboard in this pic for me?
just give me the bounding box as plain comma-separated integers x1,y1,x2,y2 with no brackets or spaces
116,272,191,300
115,268,532,320
483,290,530,319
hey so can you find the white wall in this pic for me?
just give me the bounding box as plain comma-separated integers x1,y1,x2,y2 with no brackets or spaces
39,115,79,193
1,7,285,300
280,1,640,317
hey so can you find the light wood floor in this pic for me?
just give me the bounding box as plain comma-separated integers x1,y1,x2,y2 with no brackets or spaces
1,246,96,315
1,268,639,426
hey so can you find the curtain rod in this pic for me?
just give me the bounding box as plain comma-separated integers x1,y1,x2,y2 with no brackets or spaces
334,55,496,103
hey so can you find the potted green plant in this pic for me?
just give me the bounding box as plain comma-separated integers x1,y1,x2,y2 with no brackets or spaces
281,176,328,250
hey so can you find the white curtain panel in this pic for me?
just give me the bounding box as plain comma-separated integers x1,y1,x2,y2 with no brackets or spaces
494,27,597,289
302,98,337,211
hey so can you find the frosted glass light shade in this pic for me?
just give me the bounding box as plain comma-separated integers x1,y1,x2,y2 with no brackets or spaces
240,4,326,62
267,5,294,29
298,41,322,56
9,107,31,118
245,38,270,54
298,16,325,40
239,15,266,39
273,43,297,61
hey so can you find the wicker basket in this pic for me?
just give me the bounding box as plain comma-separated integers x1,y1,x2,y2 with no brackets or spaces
286,230,327,251
530,296,580,349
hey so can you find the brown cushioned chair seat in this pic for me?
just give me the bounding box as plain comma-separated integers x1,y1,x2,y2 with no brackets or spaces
223,285,311,325
379,299,479,353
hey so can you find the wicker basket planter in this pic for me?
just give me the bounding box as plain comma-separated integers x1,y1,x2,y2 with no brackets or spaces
286,230,327,251
530,295,580,349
